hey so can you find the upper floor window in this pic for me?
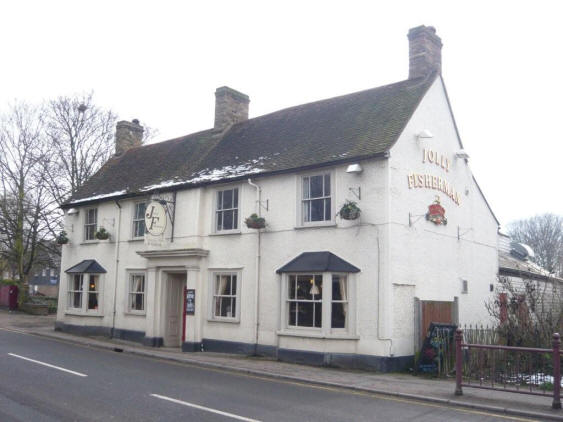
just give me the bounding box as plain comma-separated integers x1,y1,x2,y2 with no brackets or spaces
302,174,331,223
215,188,239,232
132,202,146,238
84,208,97,241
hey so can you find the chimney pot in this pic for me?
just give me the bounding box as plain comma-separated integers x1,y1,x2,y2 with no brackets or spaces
408,25,443,79
214,86,250,131
115,119,144,156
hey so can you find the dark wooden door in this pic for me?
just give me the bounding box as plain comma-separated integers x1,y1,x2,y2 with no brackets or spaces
421,300,453,341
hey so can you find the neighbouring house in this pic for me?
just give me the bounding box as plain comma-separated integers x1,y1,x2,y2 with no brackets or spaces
56,25,500,371
30,266,60,297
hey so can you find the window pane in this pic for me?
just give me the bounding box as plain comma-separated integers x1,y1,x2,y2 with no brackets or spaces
73,292,82,308
303,200,311,222
302,177,310,199
89,276,98,292
217,191,223,210
231,298,236,318
223,189,233,209
73,275,82,291
299,302,314,327
223,210,234,230
230,275,237,295
233,188,238,208
289,302,297,326
310,199,324,221
296,276,311,300
314,302,322,328
332,275,346,300
324,198,331,220
288,276,296,299
233,209,238,230
136,203,146,219
324,174,331,196
133,293,144,310
331,303,346,328
310,175,323,198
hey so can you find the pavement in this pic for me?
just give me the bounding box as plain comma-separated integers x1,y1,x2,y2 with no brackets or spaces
1,309,562,421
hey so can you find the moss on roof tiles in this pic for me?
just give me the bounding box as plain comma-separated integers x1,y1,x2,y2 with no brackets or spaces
66,75,435,206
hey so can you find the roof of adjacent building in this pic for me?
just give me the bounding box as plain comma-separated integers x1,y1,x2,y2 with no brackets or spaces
64,74,437,207
277,251,361,274
499,252,562,283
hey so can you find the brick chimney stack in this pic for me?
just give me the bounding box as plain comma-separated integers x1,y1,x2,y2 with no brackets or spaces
214,86,249,132
115,119,144,156
408,25,442,79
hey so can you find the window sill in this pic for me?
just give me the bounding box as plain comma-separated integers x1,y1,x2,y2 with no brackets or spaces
294,223,337,230
64,310,104,317
209,230,241,236
277,330,359,340
80,240,99,245
207,317,240,324
123,311,146,316
128,238,145,243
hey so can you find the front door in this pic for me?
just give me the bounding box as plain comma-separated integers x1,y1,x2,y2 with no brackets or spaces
164,274,185,347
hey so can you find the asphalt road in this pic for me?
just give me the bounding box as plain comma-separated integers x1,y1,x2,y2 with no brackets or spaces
0,328,538,422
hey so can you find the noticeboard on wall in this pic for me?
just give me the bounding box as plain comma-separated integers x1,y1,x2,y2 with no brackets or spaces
185,289,195,315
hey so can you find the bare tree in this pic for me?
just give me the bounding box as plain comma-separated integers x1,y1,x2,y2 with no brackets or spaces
0,102,55,294
43,92,118,206
486,275,562,348
508,214,563,276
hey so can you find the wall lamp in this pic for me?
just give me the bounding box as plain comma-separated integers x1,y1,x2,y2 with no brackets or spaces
455,150,470,160
416,129,433,140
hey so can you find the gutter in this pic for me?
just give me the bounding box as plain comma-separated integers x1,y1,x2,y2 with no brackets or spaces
111,199,122,338
62,152,389,210
247,178,262,355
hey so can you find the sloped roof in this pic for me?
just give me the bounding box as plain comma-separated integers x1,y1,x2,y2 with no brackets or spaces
277,252,361,274
64,74,436,207
65,260,107,274
499,252,562,283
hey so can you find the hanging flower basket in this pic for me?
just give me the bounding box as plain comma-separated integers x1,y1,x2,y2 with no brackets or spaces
56,231,69,245
95,227,110,240
245,213,266,229
338,200,361,220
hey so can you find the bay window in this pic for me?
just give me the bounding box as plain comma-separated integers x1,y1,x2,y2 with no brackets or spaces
67,273,102,313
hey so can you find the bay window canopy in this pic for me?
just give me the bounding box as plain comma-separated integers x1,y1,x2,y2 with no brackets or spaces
276,252,360,274
65,260,107,274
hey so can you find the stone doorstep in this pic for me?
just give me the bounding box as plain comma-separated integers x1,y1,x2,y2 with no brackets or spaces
17,326,563,422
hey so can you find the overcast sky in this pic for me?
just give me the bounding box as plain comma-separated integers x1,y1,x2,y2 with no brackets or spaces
1,0,561,227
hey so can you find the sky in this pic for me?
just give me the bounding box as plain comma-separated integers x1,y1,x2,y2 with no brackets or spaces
1,0,561,227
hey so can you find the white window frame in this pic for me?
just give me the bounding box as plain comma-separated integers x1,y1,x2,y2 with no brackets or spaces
297,171,335,227
213,186,241,234
127,272,146,314
84,208,98,241
208,270,241,323
132,201,147,239
280,272,356,337
66,273,103,315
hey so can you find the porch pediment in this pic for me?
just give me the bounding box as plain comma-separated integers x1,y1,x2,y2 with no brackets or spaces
137,248,209,259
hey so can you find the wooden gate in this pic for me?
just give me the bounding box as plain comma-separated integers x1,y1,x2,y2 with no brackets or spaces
414,298,458,348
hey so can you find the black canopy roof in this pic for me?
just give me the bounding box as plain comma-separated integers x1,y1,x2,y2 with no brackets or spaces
65,260,107,274
277,252,360,274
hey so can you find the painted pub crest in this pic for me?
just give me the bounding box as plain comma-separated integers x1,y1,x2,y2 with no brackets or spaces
426,196,447,225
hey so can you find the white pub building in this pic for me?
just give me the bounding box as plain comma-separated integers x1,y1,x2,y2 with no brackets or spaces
57,26,499,371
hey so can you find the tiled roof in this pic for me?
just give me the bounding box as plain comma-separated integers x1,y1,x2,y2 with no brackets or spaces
64,74,436,207
277,252,361,273
499,252,562,282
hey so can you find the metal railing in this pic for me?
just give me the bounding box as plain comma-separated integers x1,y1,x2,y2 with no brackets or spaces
455,328,562,409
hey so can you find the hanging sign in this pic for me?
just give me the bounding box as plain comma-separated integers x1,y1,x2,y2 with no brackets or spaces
145,201,167,235
426,196,447,225
185,289,195,315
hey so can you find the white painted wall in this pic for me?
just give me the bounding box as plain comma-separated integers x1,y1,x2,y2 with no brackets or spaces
57,77,499,359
